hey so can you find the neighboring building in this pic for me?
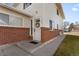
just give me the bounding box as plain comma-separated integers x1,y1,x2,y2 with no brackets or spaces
0,3,65,45
73,25,79,31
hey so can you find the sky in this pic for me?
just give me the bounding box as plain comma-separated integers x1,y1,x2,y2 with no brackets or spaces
62,3,79,24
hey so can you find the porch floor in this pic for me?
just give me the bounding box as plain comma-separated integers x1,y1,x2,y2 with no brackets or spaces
15,40,41,53
0,40,41,56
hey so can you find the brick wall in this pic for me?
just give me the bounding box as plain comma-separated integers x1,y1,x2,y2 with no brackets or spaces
0,26,32,45
41,27,60,43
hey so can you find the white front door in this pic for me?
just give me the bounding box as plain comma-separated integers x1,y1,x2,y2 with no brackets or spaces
33,18,41,42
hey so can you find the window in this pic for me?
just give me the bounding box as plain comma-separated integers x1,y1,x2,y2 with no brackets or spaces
57,24,59,29
0,13,23,27
0,13,9,25
31,20,33,35
23,3,32,9
57,9,59,16
49,20,52,30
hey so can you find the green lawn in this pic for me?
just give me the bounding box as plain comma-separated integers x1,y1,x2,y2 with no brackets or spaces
54,35,79,56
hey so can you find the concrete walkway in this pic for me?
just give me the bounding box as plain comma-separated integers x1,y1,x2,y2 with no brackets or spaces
0,35,65,56
0,44,31,56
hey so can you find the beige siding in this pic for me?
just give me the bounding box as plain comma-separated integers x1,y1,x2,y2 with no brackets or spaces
21,3,63,30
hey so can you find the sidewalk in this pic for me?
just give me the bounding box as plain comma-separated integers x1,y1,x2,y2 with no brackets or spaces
0,44,31,56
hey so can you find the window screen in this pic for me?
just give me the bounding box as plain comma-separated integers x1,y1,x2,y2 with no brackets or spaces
9,16,23,26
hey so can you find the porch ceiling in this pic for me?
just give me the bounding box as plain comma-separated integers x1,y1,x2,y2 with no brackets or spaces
0,4,33,18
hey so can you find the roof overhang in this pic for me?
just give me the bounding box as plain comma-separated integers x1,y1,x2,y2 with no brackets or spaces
0,4,33,18
56,3,65,19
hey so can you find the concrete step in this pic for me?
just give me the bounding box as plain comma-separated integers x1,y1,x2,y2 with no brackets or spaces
15,40,41,54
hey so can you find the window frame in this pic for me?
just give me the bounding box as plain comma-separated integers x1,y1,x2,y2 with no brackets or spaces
0,13,23,27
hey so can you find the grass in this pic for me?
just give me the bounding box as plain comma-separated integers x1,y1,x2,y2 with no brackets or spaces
54,35,79,56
